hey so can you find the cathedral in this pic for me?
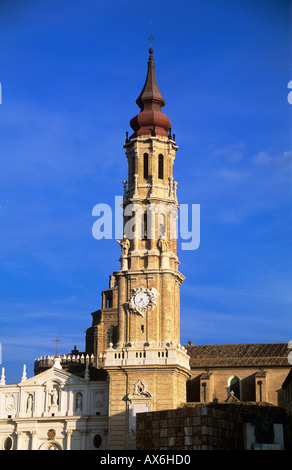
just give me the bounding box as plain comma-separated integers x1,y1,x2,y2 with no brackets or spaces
0,47,290,450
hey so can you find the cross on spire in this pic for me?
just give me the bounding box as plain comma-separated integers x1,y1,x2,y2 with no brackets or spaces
53,336,61,357
148,21,155,49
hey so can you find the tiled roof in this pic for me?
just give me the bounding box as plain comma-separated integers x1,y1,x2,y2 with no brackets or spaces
184,342,290,368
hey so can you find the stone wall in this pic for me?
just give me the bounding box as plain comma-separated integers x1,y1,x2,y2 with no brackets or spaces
136,401,286,450
136,405,243,450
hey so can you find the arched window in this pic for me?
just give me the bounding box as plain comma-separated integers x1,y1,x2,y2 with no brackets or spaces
141,211,147,240
107,326,116,347
158,212,166,238
228,376,240,399
158,154,164,180
143,153,149,179
106,292,112,309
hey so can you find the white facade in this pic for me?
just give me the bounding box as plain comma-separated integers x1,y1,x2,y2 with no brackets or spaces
0,358,109,450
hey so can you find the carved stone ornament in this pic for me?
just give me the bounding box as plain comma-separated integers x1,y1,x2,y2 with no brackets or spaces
95,389,104,408
125,286,159,317
47,443,60,450
132,378,151,397
47,429,56,440
5,394,16,411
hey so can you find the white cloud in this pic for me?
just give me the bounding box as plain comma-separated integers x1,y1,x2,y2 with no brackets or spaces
211,143,246,162
218,168,248,182
252,151,273,166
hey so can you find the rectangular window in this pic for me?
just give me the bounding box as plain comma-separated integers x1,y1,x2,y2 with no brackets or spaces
158,154,164,179
144,153,149,179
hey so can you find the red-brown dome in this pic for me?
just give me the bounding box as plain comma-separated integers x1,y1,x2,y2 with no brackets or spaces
130,49,172,138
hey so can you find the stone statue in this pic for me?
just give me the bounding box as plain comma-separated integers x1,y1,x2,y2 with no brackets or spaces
117,235,130,256
50,386,59,406
26,394,33,412
158,237,168,253
76,392,82,411
253,412,275,444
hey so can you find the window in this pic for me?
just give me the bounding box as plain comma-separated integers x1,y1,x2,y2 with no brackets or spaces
257,380,263,402
107,326,116,347
158,154,164,179
93,434,102,449
3,437,13,451
143,153,149,179
106,292,112,308
158,212,166,238
228,376,240,399
202,382,207,402
142,211,147,239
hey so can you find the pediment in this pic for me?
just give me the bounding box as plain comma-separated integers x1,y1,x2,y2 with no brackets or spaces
20,366,87,387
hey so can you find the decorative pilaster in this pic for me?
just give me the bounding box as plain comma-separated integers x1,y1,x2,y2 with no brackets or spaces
133,174,139,199
30,430,37,450
16,431,23,450
66,429,73,450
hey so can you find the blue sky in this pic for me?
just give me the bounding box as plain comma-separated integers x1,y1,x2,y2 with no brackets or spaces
0,0,291,383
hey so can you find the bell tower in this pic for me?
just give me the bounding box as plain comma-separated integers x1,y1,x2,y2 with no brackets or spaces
104,48,191,450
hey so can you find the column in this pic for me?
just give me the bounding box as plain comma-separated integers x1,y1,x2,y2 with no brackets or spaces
16,431,23,450
66,429,72,450
132,206,141,252
117,274,127,348
30,430,37,450
148,205,157,250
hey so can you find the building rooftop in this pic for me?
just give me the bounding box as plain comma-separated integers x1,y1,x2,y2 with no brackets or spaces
185,342,290,368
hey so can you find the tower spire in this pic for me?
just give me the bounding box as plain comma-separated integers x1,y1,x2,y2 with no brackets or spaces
129,48,172,138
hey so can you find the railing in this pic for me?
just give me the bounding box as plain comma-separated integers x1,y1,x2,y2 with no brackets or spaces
34,354,95,366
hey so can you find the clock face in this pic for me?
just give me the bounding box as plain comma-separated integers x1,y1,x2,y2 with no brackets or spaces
134,291,150,308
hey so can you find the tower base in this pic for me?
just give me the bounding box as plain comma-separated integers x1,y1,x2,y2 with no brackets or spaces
104,346,191,450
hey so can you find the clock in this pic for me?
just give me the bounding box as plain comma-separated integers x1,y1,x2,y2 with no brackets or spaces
126,286,159,317
134,291,150,308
